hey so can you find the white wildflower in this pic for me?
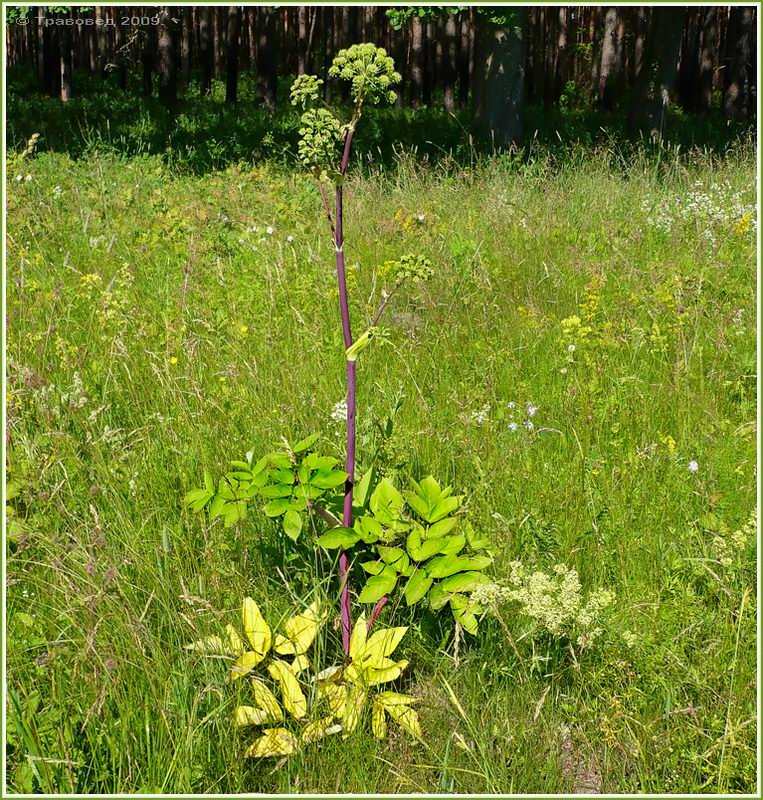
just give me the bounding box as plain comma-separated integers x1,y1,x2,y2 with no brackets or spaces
331,399,347,422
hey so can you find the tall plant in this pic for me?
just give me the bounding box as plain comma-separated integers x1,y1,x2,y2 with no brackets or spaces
186,45,492,660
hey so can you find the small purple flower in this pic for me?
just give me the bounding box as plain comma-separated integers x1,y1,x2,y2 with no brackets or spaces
526,403,538,417
688,460,699,474
508,422,518,432
524,420,534,431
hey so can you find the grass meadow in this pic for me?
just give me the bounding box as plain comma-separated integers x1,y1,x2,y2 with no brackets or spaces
4,136,758,793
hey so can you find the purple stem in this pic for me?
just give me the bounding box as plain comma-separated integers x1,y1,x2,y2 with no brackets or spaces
335,178,355,656
367,596,388,630
324,110,360,656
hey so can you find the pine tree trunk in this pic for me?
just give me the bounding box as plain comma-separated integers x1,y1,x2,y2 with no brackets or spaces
628,7,685,136
723,6,755,119
59,13,73,101
95,6,108,77
297,6,308,74
677,7,701,112
443,12,458,112
473,8,527,148
199,6,213,95
410,14,424,109
225,6,240,103
597,7,622,110
181,7,192,87
158,7,177,106
214,6,224,79
256,6,279,111
698,7,718,113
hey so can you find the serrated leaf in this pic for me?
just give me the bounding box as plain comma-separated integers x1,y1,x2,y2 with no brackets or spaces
428,517,457,537
437,534,466,556
260,484,293,499
263,498,291,517
426,554,492,579
440,570,492,593
267,659,307,719
370,478,404,525
406,528,445,561
282,509,303,541
245,728,298,758
316,527,361,549
358,565,397,603
429,495,462,522
403,490,431,520
377,546,409,573
450,594,479,635
404,570,433,605
310,469,349,489
355,515,383,542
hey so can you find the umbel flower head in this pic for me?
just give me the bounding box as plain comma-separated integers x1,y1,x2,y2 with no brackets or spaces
297,108,342,167
290,74,324,109
328,43,401,105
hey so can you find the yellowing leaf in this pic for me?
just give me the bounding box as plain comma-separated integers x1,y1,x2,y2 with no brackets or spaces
250,679,283,722
234,705,272,727
302,716,343,744
319,683,347,718
379,692,422,740
342,684,367,734
371,698,387,739
225,624,246,656
267,659,307,719
184,635,228,654
245,728,298,758
361,626,408,668
231,651,264,680
348,611,368,661
288,654,310,675
242,597,272,660
274,600,322,655
368,659,409,685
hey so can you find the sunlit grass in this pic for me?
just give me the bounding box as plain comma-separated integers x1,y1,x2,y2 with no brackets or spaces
5,141,756,793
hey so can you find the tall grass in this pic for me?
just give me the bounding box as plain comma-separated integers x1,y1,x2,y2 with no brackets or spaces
5,140,757,793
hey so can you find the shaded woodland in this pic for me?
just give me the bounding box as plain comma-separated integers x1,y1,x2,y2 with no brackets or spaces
6,5,758,148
